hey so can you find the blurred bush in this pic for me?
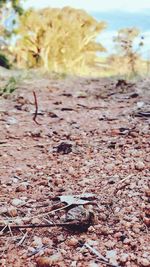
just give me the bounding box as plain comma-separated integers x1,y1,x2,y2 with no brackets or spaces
0,0,24,68
14,7,106,75
108,27,147,77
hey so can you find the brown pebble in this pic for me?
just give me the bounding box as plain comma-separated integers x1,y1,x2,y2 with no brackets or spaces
66,237,78,247
145,190,150,197
135,161,145,170
143,217,150,227
8,206,17,217
16,184,27,192
88,226,95,232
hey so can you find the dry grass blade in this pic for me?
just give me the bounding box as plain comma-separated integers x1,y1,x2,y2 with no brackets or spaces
83,242,121,267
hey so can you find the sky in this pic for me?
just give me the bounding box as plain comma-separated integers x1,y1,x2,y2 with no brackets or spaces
23,0,150,12
22,0,150,57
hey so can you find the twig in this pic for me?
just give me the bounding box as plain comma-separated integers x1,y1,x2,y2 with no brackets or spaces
114,174,133,193
83,242,121,267
33,91,41,125
30,203,71,219
0,224,8,235
7,224,13,237
0,221,84,232
84,242,109,263
0,141,7,144
28,245,48,257
17,231,28,246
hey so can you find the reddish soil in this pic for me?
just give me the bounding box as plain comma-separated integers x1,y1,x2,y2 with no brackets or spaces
0,76,150,267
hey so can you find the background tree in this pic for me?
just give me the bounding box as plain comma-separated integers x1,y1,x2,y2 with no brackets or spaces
14,7,106,75
0,0,24,68
111,27,144,76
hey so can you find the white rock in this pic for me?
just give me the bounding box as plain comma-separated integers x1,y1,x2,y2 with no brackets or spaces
135,161,145,170
138,258,150,266
137,101,145,108
11,198,25,207
7,117,18,125
0,206,7,214
88,262,99,267
32,236,43,248
106,250,118,266
120,253,129,263
71,261,77,267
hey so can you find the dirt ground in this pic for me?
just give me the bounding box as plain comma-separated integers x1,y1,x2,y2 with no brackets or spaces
0,75,150,267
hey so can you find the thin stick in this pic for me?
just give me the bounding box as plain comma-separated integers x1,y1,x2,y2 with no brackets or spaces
33,91,41,125
29,203,71,219
83,242,121,267
17,231,28,246
0,221,84,232
84,242,109,263
114,174,133,193
7,224,13,237
0,224,8,234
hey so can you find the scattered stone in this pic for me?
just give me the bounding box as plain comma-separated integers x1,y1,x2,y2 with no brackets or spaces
143,217,150,227
145,190,150,197
68,166,75,175
88,262,99,267
105,240,115,249
135,161,145,170
31,218,41,225
138,257,150,266
55,142,72,154
36,253,63,267
0,206,7,215
119,253,129,263
88,226,95,232
42,237,53,246
106,250,118,266
11,198,25,207
66,237,78,247
137,101,145,108
6,117,18,125
7,206,17,217
32,236,43,248
16,183,27,192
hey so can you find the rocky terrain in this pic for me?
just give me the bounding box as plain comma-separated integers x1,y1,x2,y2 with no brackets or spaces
0,75,150,266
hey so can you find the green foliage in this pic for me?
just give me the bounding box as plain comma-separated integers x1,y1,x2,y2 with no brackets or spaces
0,0,23,14
14,7,106,75
0,53,10,68
0,76,18,96
0,0,24,71
0,0,24,47
11,0,24,15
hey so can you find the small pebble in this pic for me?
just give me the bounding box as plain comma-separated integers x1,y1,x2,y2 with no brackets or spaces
138,258,150,266
135,161,145,170
16,184,27,192
31,218,41,225
66,237,78,247
11,198,25,207
8,206,17,217
88,226,95,232
119,253,129,263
